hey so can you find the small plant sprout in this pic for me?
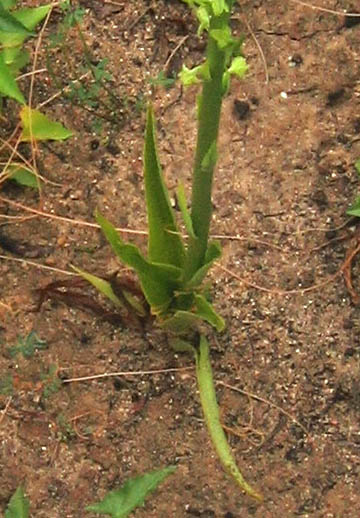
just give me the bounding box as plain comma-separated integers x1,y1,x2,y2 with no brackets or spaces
76,0,262,501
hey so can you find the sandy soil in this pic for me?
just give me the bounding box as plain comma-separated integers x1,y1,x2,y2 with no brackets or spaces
1,1,360,517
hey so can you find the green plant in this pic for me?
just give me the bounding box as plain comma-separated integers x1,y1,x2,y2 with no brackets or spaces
5,467,175,518
8,330,48,358
87,466,176,518
0,0,73,189
77,0,261,501
347,159,360,217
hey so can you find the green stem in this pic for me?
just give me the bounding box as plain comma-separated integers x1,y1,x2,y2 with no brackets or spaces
196,336,263,501
184,11,229,280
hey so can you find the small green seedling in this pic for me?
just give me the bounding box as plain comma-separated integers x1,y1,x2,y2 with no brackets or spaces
77,0,261,501
86,466,176,518
347,160,360,217
8,330,48,358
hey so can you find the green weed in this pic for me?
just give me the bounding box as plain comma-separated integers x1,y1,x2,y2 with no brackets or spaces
4,486,29,518
0,0,73,189
8,330,48,358
5,467,176,518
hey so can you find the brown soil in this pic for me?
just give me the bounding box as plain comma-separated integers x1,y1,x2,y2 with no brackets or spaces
1,1,360,517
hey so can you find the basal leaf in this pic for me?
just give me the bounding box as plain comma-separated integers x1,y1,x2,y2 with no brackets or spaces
0,52,25,103
0,4,32,35
71,267,127,310
5,487,29,518
86,466,176,518
144,104,185,267
196,335,262,500
96,211,182,314
20,107,73,141
7,164,38,188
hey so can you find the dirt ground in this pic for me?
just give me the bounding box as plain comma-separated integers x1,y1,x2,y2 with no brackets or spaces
1,0,360,516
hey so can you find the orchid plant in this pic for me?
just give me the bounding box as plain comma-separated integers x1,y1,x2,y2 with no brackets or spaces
77,0,262,501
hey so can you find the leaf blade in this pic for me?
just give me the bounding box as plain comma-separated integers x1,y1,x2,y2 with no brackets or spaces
5,487,29,518
96,211,181,314
19,107,73,141
86,466,176,518
144,104,185,267
0,3,32,35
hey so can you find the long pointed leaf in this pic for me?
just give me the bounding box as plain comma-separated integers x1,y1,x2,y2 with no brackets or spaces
96,211,181,314
71,267,127,310
176,183,196,239
144,104,185,267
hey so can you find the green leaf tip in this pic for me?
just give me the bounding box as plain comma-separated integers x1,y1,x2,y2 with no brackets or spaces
0,4,33,36
144,103,185,267
86,466,176,518
5,486,29,518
